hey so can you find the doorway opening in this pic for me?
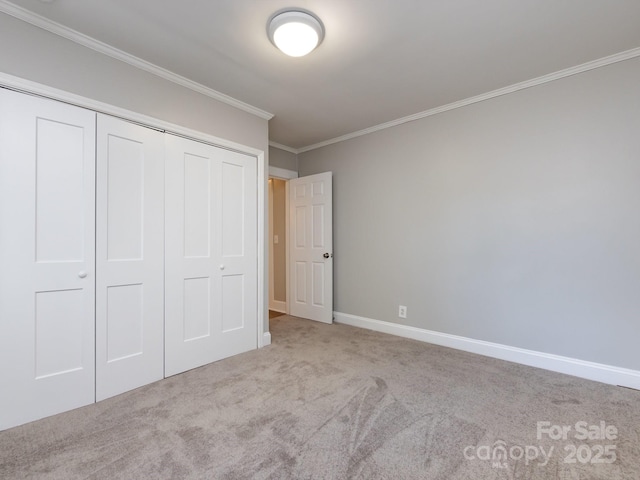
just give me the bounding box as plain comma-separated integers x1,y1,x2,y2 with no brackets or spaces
269,177,288,318
268,169,333,325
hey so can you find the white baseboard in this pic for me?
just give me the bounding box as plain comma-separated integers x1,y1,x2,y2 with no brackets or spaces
334,312,640,390
268,301,286,314
261,331,272,347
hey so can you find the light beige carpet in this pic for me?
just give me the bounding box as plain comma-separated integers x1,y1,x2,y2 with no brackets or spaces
1,315,639,479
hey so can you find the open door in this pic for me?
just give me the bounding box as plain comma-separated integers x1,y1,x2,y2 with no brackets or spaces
288,172,333,323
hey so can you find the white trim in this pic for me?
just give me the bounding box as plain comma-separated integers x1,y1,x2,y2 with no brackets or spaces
298,47,640,153
334,312,640,390
6,0,637,154
269,166,298,179
268,178,275,312
262,332,272,346
269,301,286,314
0,1,273,121
256,150,266,349
0,72,263,157
284,181,291,316
269,141,298,154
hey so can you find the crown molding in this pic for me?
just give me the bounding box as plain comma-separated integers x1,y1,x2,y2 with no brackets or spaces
297,46,640,153
0,1,274,121
0,71,265,157
4,0,638,149
268,141,299,155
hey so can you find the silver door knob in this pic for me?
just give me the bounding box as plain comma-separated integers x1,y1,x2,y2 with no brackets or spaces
219,264,225,270
323,253,332,259
78,271,87,278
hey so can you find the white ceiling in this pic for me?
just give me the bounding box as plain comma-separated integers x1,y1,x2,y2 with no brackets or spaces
6,0,640,150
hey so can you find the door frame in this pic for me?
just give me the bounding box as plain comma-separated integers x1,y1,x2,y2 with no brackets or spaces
0,72,270,349
268,166,298,316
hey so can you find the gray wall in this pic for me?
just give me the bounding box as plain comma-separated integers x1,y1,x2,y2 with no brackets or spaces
0,12,271,332
299,57,640,371
269,146,298,172
0,13,267,150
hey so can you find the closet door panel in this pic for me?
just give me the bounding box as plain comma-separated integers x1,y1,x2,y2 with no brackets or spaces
0,89,96,430
95,114,164,401
216,151,257,360
184,154,211,258
35,117,87,262
165,135,257,377
165,136,220,376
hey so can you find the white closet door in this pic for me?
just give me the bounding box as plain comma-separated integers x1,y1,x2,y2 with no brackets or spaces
0,89,96,430
165,134,257,377
95,114,165,401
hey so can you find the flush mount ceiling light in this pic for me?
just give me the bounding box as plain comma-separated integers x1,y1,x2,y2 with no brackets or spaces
267,9,325,57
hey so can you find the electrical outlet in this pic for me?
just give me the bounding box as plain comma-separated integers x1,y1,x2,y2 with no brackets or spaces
274,235,279,244
398,305,407,319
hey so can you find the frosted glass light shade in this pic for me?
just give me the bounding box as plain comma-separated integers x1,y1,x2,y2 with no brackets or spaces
268,10,324,57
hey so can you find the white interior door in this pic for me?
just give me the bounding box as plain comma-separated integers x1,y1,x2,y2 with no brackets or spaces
289,172,333,323
0,89,96,430
95,114,165,401
165,134,257,377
